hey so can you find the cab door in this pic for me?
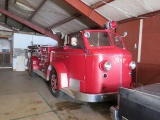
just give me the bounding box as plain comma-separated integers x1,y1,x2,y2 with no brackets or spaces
64,34,86,91
66,49,85,81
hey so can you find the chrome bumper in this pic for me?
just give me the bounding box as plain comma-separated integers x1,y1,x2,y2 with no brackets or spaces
110,106,119,120
75,92,117,102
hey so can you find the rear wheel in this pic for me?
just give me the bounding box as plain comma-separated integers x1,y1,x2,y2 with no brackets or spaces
50,70,61,98
28,62,35,77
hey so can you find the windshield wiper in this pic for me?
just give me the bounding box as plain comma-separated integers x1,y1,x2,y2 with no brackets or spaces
89,39,98,46
76,42,89,53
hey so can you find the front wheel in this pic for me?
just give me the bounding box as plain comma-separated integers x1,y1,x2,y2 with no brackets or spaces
50,70,61,98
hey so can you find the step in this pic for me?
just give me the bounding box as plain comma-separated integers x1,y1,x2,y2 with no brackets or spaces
33,70,46,79
62,87,77,99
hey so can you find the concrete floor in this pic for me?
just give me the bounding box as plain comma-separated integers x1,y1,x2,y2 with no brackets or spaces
0,69,116,120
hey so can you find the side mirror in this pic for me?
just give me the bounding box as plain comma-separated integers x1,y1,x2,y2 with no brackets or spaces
122,32,127,37
71,37,78,46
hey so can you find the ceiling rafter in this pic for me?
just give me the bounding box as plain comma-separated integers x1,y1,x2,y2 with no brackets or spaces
28,0,47,20
5,0,9,24
0,8,61,42
91,0,114,9
0,29,13,32
20,0,47,31
0,22,18,32
64,0,108,27
49,13,81,29
118,10,160,24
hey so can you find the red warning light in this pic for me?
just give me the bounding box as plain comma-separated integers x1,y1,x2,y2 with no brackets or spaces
105,21,117,29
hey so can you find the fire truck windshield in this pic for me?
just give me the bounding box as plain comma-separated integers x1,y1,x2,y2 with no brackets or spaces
87,32,111,47
86,32,124,48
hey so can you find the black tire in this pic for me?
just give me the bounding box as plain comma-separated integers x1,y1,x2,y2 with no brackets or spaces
28,62,35,77
50,69,61,98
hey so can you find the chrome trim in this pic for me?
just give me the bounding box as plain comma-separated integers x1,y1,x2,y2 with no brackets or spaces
70,78,80,91
75,92,117,102
110,106,119,120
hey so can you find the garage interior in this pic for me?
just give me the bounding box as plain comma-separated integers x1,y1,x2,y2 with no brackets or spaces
0,0,160,120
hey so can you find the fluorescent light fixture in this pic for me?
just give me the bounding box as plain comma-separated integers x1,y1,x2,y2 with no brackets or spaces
15,0,35,12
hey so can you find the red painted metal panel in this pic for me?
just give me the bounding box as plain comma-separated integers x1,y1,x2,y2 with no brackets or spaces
64,0,108,27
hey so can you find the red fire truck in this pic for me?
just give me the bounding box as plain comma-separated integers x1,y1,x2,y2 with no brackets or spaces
28,21,136,102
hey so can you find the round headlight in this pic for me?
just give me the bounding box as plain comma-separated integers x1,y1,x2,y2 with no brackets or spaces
129,61,136,70
104,62,112,71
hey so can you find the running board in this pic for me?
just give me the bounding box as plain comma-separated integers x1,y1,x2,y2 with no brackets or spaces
33,70,46,79
62,87,117,102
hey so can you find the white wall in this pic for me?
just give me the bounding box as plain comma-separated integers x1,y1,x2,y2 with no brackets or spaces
13,34,33,49
0,39,10,52
13,33,58,49
33,35,58,46
13,33,58,70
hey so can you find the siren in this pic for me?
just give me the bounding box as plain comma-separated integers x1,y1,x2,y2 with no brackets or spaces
105,21,117,29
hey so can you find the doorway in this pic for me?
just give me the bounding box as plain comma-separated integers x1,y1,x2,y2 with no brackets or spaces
0,38,12,68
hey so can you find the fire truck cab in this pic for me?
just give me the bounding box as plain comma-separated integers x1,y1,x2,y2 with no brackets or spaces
28,21,136,102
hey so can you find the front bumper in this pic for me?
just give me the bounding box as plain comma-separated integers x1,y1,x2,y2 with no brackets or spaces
110,106,120,120
75,92,117,102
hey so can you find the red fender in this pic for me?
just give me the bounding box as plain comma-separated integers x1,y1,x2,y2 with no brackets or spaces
30,56,39,70
47,62,69,89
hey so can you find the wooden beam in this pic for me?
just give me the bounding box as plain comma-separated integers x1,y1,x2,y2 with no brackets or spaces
91,0,114,9
49,13,81,29
0,8,61,42
64,0,108,27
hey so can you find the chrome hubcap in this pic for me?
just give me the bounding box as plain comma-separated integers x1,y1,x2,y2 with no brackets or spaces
51,75,58,93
